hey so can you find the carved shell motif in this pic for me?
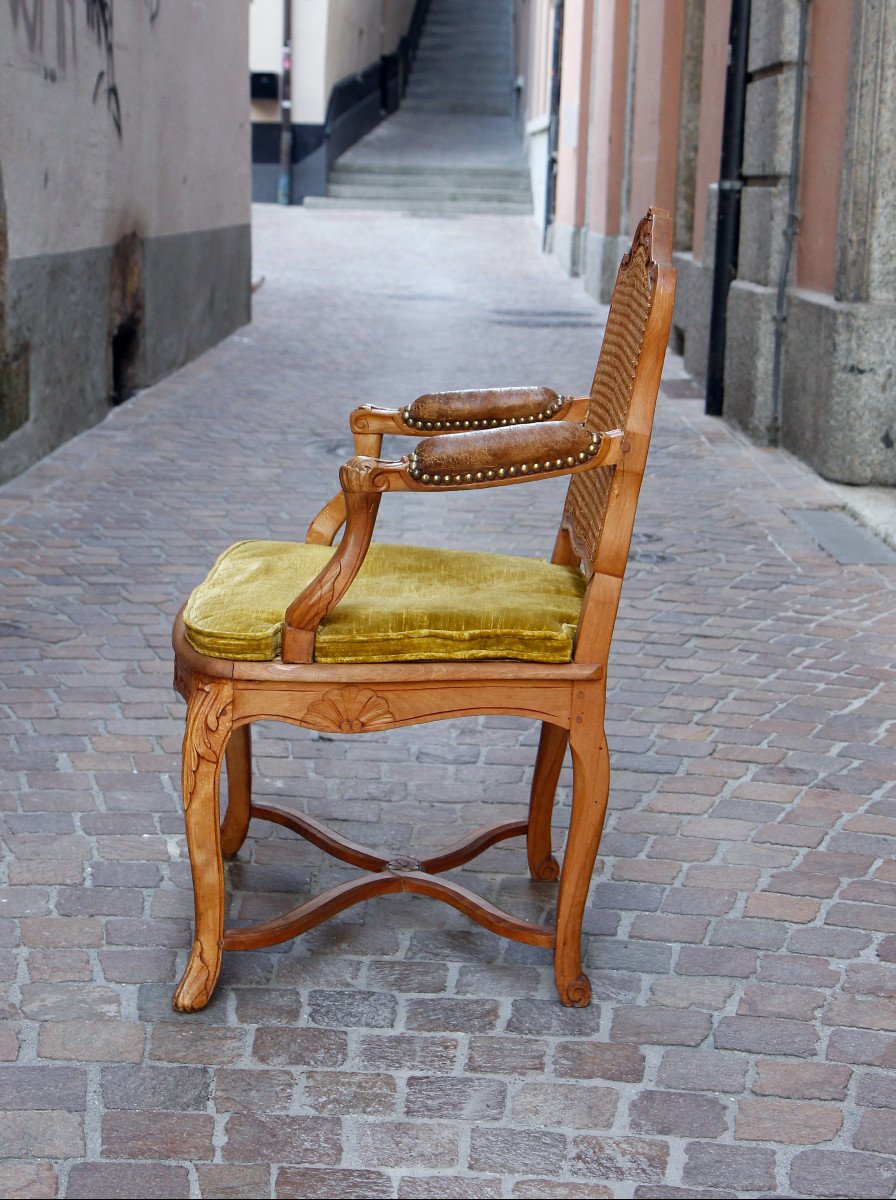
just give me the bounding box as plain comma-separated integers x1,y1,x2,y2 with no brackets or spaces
305,687,395,734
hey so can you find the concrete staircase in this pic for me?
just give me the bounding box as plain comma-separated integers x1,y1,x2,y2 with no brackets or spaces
403,0,515,117
305,0,532,216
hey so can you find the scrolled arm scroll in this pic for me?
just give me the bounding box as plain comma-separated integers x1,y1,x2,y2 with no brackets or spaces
349,387,590,437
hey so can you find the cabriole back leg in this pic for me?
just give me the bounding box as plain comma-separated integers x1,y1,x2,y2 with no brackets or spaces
221,723,252,857
527,721,568,881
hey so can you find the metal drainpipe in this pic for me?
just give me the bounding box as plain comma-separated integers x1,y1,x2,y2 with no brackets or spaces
768,0,809,443
277,0,294,206
705,0,751,416
543,0,565,252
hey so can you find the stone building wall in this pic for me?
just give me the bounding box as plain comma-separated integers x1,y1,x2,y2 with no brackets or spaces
516,0,896,486
0,1,251,484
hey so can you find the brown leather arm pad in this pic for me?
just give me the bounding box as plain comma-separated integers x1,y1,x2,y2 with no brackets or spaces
407,422,606,485
349,391,588,436
403,386,566,430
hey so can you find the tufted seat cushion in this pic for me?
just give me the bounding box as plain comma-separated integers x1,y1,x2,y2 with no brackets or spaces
183,540,586,664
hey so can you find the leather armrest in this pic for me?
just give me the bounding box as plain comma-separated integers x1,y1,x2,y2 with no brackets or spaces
349,388,589,436
337,424,624,493
408,422,619,484
402,386,565,430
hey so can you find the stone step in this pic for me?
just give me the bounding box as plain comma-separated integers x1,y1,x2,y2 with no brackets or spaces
328,183,531,202
304,196,533,215
403,99,513,115
419,30,509,42
417,33,510,47
404,92,513,107
417,39,509,55
329,172,530,192
330,165,529,184
406,85,512,99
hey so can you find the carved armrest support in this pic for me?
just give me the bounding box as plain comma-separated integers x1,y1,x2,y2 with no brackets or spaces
283,488,382,663
350,388,590,437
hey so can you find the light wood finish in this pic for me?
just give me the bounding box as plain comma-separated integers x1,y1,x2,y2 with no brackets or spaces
171,209,676,1013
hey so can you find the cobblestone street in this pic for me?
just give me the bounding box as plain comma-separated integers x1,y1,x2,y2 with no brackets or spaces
1,204,895,1198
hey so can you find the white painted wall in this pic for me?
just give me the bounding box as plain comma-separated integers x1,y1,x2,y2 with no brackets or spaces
1,0,250,259
250,0,419,125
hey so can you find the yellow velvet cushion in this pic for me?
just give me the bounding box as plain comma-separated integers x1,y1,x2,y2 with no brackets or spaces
183,540,585,664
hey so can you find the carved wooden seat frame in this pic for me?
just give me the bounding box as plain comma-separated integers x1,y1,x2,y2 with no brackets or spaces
171,209,676,1013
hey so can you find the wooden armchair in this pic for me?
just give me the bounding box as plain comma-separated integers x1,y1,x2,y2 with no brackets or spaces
171,208,676,1013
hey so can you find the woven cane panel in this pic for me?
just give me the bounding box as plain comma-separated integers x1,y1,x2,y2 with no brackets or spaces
564,242,653,568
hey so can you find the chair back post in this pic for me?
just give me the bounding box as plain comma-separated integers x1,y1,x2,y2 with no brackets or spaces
570,208,676,664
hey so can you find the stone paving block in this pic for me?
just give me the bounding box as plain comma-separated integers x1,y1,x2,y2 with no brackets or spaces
511,1080,618,1129
512,1184,613,1199
683,1143,777,1191
0,1110,84,1158
570,1135,668,1183
789,1148,896,1198
751,1059,852,1100
0,1163,58,1200
826,1028,896,1068
67,1162,191,1198
611,1006,712,1046
102,1064,211,1111
275,1169,393,1199
304,1070,396,1117
398,1177,503,1199
223,1114,343,1165
406,1075,506,1121
355,1120,460,1169
657,1047,749,1094
466,1035,548,1075
470,1127,566,1176
629,1087,728,1137
2,1065,86,1118
856,1070,896,1109
38,1020,145,1062
734,1096,843,1144
714,1015,818,1057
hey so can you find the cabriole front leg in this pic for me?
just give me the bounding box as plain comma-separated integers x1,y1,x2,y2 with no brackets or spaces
553,694,610,1007
173,679,233,1013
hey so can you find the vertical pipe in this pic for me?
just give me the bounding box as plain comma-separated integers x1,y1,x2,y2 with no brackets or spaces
705,0,751,416
277,0,294,206
543,0,565,251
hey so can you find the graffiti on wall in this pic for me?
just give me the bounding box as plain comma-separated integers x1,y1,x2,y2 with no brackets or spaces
8,0,160,137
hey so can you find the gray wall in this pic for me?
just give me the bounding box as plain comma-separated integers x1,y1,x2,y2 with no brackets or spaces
0,1,252,483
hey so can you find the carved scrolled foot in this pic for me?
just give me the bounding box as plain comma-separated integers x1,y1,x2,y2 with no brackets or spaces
557,972,592,1008
530,854,560,882
172,939,221,1013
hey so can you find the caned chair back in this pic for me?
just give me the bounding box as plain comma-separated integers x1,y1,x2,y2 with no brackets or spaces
560,207,676,661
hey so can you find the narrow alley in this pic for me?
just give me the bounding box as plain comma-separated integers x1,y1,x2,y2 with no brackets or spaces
1,202,894,1198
